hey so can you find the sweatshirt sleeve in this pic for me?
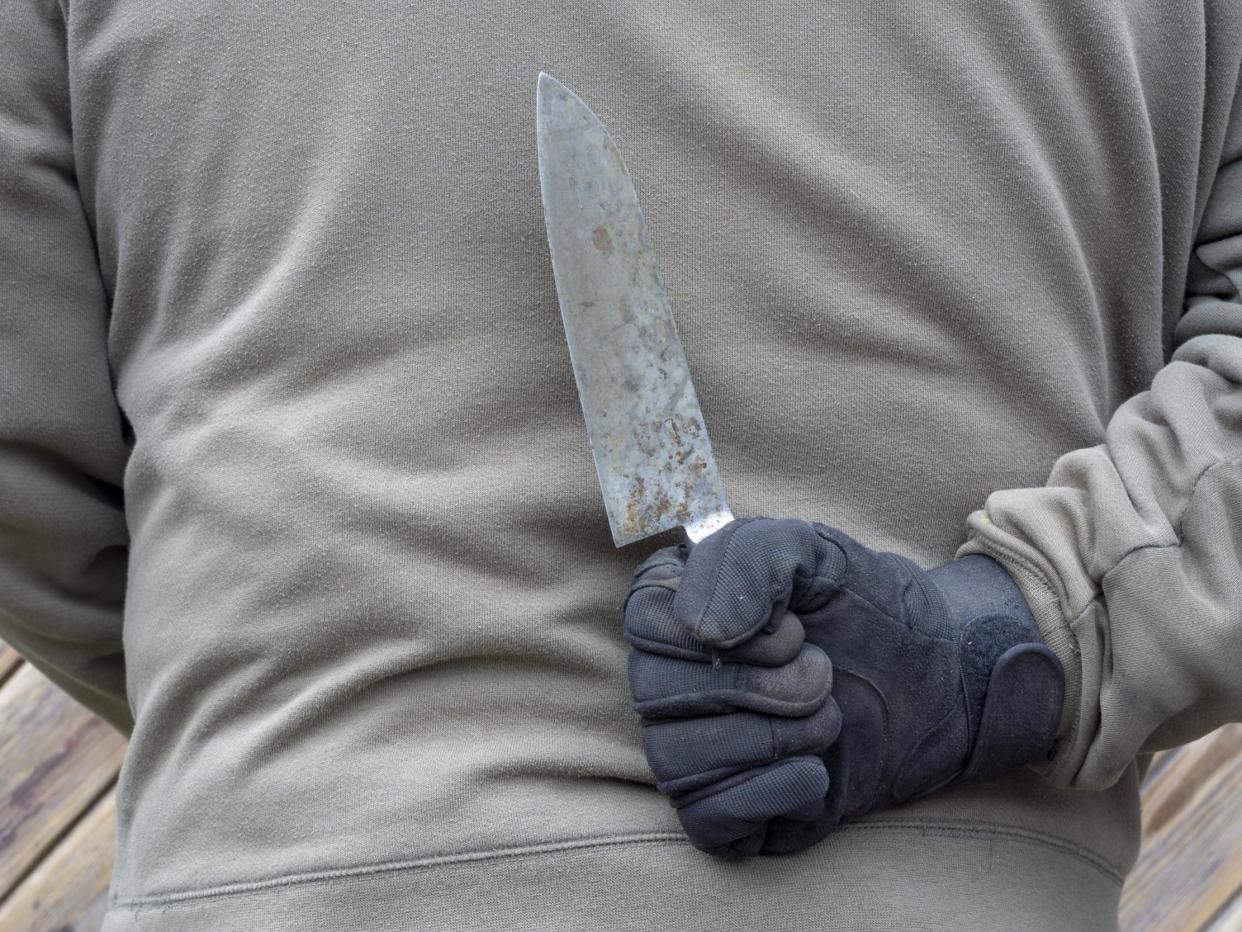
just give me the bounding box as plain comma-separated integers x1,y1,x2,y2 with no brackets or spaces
956,66,1242,790
0,0,133,736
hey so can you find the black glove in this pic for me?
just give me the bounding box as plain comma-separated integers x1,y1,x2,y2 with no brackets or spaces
624,517,1065,858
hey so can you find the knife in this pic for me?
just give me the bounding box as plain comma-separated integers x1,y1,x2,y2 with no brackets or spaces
536,72,734,547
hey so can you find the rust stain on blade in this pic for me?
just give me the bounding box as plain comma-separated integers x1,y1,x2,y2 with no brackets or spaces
592,225,614,256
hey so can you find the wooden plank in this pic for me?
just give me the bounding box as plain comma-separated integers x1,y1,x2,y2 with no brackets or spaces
1120,724,1242,931
0,663,126,898
1208,893,1242,932
0,640,22,687
0,787,116,932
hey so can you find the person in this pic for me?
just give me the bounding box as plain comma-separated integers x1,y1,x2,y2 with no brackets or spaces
2,1,1239,929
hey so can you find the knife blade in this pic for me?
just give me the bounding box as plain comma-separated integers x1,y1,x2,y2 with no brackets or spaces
536,72,733,547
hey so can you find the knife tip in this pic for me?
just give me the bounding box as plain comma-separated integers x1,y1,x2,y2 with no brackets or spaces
537,71,562,97
537,72,570,125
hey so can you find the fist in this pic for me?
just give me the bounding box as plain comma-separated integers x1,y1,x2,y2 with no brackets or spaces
623,518,1064,858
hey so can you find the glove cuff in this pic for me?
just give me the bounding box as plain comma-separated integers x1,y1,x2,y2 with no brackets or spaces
927,555,1065,780
926,554,1038,633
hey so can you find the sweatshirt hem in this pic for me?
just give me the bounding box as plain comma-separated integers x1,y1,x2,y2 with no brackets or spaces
108,817,1124,910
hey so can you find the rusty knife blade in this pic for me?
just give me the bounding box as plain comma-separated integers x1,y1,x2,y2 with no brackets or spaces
536,73,733,547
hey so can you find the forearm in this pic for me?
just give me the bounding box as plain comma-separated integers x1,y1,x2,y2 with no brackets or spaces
958,333,1242,789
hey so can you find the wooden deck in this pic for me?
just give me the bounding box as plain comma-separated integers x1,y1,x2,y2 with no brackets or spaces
0,637,1240,931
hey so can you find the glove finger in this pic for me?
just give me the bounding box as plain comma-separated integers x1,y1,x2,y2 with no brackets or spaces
674,756,830,856
627,579,806,667
674,517,847,649
625,582,715,662
629,641,833,719
758,760,847,855
644,700,843,795
761,811,836,855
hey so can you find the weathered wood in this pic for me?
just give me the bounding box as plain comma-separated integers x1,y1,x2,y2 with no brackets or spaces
0,640,22,687
0,663,126,898
1120,724,1242,931
1208,893,1242,932
0,787,116,932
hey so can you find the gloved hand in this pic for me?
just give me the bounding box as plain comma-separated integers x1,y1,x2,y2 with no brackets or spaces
624,517,1065,858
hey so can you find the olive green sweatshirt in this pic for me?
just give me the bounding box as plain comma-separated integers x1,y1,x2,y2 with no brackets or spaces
3,1,1241,929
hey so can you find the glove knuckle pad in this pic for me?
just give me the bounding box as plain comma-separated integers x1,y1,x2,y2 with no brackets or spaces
735,643,833,714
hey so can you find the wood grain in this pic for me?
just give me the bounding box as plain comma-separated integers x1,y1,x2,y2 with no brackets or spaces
0,788,116,932
1120,724,1242,931
0,663,125,899
0,640,22,687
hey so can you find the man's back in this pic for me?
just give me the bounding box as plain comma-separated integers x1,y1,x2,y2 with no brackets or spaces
3,1,1240,928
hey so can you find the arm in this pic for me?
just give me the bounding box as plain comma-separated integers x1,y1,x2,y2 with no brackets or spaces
0,0,133,736
957,69,1242,790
